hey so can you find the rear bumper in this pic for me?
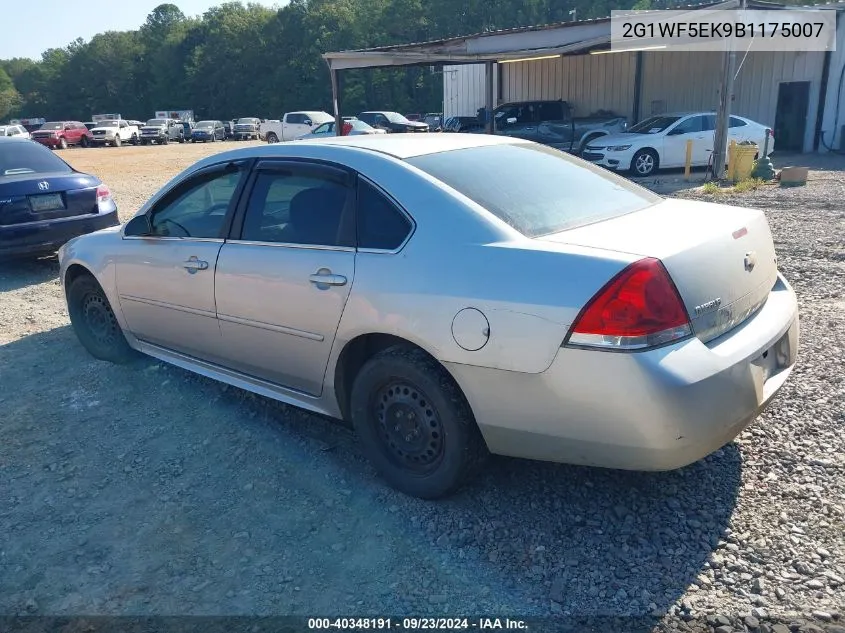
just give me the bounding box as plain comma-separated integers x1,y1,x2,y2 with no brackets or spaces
445,274,799,471
0,211,119,260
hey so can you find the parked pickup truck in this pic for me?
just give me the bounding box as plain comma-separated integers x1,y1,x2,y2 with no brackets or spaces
139,118,185,145
90,119,139,147
260,111,334,143
233,117,263,141
485,100,628,154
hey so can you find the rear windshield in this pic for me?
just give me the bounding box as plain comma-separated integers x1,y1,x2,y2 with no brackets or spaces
0,141,73,176
406,143,661,237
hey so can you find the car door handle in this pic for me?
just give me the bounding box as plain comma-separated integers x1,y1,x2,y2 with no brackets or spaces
309,272,347,287
183,257,209,273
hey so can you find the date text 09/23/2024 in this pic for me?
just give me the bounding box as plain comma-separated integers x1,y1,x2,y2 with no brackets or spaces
308,618,528,630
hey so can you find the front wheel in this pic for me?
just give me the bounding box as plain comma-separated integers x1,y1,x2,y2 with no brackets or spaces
350,345,487,499
630,148,659,177
67,274,137,364
80,136,89,148
162,136,169,145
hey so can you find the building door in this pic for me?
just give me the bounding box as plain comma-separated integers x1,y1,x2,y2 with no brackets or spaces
774,81,810,152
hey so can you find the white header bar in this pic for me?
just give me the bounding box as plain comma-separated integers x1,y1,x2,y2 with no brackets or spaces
610,9,836,52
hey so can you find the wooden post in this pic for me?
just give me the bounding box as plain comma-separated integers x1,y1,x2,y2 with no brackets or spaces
485,61,495,134
684,139,693,180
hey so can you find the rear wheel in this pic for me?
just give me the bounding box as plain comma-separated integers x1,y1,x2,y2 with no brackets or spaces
67,274,137,364
350,345,487,499
80,136,89,148
266,132,278,144
630,148,659,177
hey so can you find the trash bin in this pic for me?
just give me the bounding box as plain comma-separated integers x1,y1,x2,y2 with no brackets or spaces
728,142,758,182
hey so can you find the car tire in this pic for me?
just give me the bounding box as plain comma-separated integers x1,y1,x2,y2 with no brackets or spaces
631,148,659,177
67,274,137,364
162,136,169,145
266,133,278,144
80,136,89,148
131,134,138,145
113,136,121,147
59,137,68,150
349,345,488,499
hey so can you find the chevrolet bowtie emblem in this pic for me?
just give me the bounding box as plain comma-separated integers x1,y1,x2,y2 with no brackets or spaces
744,251,757,272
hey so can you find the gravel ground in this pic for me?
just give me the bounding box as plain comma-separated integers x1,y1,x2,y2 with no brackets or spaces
0,143,843,632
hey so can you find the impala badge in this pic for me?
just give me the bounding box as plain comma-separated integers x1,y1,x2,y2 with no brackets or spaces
744,251,757,272
694,298,722,315
37,181,50,191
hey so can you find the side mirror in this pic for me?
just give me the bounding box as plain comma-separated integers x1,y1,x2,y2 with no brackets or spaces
506,117,517,125
304,119,313,127
124,214,152,237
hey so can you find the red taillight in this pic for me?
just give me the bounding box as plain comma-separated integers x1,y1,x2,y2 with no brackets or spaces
566,257,691,351
96,184,112,207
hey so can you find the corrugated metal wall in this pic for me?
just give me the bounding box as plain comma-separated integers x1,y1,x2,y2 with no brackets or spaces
500,53,637,120
443,64,495,119
819,15,845,152
641,50,824,152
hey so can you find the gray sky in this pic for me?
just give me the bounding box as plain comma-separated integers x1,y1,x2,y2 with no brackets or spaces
1,0,285,61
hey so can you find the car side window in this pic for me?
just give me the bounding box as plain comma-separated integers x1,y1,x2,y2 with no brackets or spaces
313,122,333,134
537,102,564,121
375,114,389,126
286,114,305,125
703,115,716,131
671,116,704,135
149,167,245,239
729,116,747,128
357,179,412,251
241,170,351,247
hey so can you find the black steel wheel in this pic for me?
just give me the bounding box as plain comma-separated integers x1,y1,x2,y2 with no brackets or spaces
371,380,445,475
67,274,137,364
350,345,487,499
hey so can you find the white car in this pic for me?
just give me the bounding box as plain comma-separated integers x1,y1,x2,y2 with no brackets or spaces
261,111,335,143
583,112,774,177
0,124,30,139
90,119,140,147
296,118,387,139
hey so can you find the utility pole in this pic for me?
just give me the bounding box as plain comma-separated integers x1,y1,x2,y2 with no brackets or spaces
710,0,744,180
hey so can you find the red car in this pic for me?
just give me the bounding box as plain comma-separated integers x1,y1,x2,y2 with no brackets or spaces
30,121,92,149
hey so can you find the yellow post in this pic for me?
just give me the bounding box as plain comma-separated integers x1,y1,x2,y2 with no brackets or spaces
684,140,693,179
727,140,737,181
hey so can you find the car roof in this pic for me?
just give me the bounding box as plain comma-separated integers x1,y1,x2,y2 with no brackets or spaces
0,136,35,143
293,132,523,158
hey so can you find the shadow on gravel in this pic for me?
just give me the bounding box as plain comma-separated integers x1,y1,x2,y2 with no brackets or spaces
0,325,742,626
0,255,60,292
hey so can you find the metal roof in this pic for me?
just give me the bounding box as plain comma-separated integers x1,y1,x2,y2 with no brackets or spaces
323,0,842,71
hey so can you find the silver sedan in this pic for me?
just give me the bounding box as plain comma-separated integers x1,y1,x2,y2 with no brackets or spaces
58,134,799,499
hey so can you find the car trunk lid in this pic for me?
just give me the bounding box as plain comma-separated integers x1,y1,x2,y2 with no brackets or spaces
539,198,778,342
0,172,100,226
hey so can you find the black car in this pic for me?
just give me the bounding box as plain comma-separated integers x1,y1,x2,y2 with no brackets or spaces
222,120,235,139
191,120,226,142
442,116,484,133
0,137,119,259
357,111,429,133
179,121,193,143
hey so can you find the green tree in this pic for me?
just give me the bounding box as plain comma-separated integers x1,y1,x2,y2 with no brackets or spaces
0,67,22,120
